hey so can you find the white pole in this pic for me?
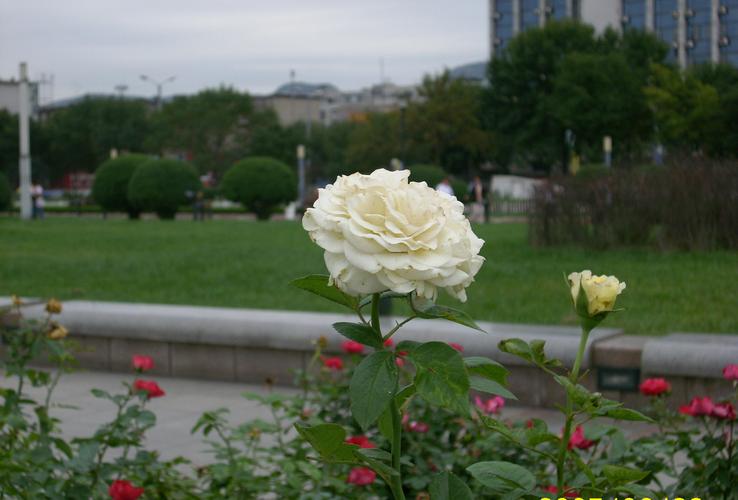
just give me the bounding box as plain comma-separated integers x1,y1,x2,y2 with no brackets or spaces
18,62,32,220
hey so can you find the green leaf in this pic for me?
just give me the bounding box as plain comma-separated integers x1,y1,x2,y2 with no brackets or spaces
359,291,408,308
469,376,517,399
553,375,593,406
429,471,474,500
498,338,562,370
294,423,359,464
524,419,558,447
411,297,485,332
602,464,649,486
377,406,393,441
480,415,518,442
410,342,470,414
354,448,398,486
466,461,535,498
290,275,358,311
332,322,382,349
464,356,508,384
350,351,398,430
604,407,655,423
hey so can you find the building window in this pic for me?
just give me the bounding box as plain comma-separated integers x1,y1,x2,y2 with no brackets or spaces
720,0,738,64
622,0,647,29
654,0,679,62
521,0,540,29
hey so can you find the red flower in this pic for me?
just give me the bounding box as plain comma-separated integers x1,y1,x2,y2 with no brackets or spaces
346,435,376,448
639,377,671,396
679,396,715,417
321,356,344,371
567,425,594,450
132,355,154,372
723,364,738,381
347,467,376,486
712,402,737,420
448,342,464,352
384,338,394,347
395,357,405,368
397,350,408,357
133,379,165,399
474,395,505,415
544,485,580,498
525,419,535,429
408,421,429,433
342,340,364,354
109,479,144,500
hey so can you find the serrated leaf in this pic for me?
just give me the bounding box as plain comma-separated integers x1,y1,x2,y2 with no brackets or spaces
429,471,474,500
602,465,649,486
411,297,485,332
480,415,517,442
464,356,508,384
603,407,654,423
354,448,399,486
350,351,398,430
469,376,517,399
290,275,358,311
332,322,382,349
466,461,535,497
410,342,470,414
554,375,593,406
294,423,359,464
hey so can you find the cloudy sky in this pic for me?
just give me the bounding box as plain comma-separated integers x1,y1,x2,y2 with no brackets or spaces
0,0,489,102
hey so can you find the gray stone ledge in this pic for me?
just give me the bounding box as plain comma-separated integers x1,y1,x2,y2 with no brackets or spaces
642,333,738,378
12,299,621,369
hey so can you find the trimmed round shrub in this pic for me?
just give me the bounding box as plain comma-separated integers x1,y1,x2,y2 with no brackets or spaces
127,159,199,219
408,164,447,188
0,172,11,211
221,157,296,220
92,154,149,219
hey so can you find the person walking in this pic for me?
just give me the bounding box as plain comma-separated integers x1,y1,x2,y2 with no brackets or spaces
467,176,487,223
435,177,454,197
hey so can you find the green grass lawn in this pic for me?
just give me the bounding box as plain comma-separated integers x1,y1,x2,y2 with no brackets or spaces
1,217,736,335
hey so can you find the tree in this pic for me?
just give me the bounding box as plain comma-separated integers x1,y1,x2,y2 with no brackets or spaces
221,157,296,220
551,52,651,161
43,97,151,180
345,112,403,172
149,87,252,174
483,20,601,171
404,71,491,177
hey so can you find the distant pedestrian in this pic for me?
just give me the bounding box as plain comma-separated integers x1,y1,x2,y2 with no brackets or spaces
31,183,44,219
467,176,487,223
435,177,454,197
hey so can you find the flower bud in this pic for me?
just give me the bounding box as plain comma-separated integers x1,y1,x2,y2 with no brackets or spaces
47,322,68,340
45,298,63,315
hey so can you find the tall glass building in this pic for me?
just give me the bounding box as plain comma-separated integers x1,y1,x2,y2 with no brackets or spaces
489,0,737,67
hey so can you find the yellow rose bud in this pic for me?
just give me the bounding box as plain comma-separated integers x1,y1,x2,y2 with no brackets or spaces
47,323,68,340
11,295,23,307
46,298,63,314
568,270,626,317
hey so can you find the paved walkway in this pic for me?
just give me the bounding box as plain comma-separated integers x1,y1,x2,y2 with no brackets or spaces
3,369,653,465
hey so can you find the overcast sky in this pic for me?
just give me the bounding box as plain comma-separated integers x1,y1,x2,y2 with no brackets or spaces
0,0,489,102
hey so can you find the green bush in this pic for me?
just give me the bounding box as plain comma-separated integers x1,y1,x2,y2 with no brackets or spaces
407,164,447,188
127,159,199,219
221,156,296,220
92,154,149,218
0,172,11,211
450,179,467,200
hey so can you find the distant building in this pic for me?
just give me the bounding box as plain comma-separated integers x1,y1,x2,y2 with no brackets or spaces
0,78,40,117
488,0,737,68
254,81,419,127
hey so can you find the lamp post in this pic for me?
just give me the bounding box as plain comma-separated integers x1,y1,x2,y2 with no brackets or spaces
297,144,306,209
140,74,175,109
18,62,32,220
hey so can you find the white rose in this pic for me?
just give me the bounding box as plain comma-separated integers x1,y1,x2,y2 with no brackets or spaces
302,169,485,302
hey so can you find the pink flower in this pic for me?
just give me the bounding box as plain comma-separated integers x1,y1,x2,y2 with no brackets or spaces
544,485,580,498
568,425,594,450
342,340,364,354
474,395,505,415
347,467,376,486
322,356,344,371
639,378,671,396
132,355,154,372
448,342,464,352
723,364,738,381
712,402,736,420
384,338,394,347
395,357,405,368
680,396,715,417
345,435,376,448
133,379,165,399
109,480,144,500
408,421,429,433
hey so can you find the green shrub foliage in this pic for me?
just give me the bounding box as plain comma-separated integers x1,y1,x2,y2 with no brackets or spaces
408,164,447,189
0,172,11,211
221,156,296,220
127,158,199,219
92,154,149,218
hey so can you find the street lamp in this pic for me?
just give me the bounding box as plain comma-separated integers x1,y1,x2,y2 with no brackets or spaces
140,74,175,109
